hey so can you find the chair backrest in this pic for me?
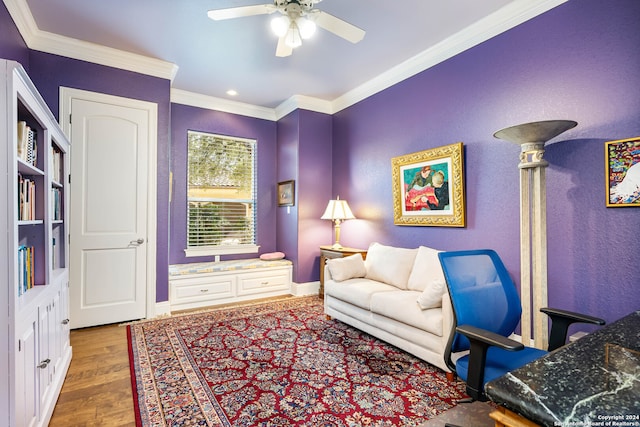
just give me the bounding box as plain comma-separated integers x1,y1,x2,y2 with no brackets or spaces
438,249,522,353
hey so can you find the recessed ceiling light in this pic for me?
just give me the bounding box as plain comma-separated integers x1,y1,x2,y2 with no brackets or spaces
226,89,238,96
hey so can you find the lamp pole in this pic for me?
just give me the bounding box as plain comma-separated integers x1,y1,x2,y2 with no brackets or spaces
494,120,577,349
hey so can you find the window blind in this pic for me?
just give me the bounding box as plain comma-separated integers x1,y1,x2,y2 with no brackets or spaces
187,131,257,249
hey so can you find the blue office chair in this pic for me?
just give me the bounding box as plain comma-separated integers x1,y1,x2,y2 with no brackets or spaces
438,249,605,401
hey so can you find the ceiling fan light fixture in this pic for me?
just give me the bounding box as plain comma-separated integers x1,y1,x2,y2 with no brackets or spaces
296,17,316,39
270,15,290,37
284,25,302,48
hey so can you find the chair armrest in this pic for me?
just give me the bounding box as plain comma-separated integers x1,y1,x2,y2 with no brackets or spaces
541,307,606,351
455,325,525,401
456,325,524,352
540,307,605,325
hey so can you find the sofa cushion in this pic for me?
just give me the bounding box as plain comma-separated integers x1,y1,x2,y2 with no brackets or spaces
327,253,366,282
364,242,418,290
325,278,397,311
369,290,443,336
407,245,446,292
417,279,447,309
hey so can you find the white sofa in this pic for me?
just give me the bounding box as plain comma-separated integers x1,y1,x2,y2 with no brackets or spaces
323,242,455,373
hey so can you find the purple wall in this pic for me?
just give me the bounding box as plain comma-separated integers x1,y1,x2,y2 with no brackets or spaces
276,110,333,283
1,0,638,322
276,111,301,278
26,52,172,303
0,1,28,66
332,0,640,325
297,110,333,282
170,103,279,265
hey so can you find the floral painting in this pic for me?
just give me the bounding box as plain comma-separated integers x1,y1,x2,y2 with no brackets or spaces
606,137,640,207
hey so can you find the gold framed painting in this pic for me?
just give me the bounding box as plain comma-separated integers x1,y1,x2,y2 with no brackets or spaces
605,136,640,207
391,142,466,227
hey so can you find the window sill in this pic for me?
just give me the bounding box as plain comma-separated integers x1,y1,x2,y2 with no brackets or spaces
184,244,260,258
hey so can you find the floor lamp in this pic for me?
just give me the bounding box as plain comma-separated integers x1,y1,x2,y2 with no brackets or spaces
494,120,577,349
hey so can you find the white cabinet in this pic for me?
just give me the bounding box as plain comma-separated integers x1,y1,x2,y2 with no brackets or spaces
1,59,72,427
15,310,38,427
170,261,293,311
237,269,291,296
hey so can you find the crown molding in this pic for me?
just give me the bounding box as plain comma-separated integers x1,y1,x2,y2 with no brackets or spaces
171,89,277,121
275,95,333,120
5,0,566,116
170,91,334,122
3,0,178,81
331,0,568,113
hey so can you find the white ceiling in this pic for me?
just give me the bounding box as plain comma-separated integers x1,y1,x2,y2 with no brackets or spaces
8,0,566,116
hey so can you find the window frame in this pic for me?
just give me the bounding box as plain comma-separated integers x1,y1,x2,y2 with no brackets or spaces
184,130,259,257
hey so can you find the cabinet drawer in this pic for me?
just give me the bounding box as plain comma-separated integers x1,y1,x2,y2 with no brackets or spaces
237,269,290,296
170,276,235,305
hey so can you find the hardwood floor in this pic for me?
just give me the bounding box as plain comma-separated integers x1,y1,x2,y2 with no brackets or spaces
48,297,294,426
49,324,136,427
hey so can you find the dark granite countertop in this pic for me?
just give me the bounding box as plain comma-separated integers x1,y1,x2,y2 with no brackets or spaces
485,310,640,427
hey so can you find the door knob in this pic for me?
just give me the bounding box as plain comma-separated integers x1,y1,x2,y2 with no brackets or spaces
130,238,145,245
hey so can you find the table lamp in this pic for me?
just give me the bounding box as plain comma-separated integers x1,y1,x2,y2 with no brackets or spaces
321,197,355,249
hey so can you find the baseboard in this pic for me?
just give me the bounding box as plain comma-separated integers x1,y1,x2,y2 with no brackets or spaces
153,283,318,316
154,301,172,317
291,281,320,297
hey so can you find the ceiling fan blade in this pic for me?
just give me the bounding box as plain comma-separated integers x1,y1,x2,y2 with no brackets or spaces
207,4,277,21
276,36,293,57
313,10,365,44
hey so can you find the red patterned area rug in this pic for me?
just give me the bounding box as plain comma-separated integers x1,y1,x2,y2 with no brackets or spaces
127,296,468,426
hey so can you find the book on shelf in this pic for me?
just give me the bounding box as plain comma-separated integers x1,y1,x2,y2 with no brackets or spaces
52,238,57,270
18,174,36,221
51,187,62,220
51,145,62,183
17,245,35,296
16,120,37,166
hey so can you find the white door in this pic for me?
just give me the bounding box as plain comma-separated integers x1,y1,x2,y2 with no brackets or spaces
61,89,157,329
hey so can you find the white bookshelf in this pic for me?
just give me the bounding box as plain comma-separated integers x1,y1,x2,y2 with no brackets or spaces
1,59,72,427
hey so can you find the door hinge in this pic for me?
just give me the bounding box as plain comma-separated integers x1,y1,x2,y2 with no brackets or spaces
18,339,21,352
69,114,72,124
68,174,71,184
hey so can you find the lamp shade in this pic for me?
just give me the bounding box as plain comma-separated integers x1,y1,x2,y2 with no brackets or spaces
321,198,355,221
271,16,290,37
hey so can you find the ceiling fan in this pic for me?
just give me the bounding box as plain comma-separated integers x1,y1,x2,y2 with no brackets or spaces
207,0,366,57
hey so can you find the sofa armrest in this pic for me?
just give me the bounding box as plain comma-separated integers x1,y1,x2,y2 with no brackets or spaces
324,264,334,282
441,292,454,347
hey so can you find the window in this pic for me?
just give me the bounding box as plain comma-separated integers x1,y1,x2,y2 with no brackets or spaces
185,131,258,256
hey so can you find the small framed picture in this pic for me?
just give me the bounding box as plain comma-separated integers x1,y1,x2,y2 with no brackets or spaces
605,136,640,207
278,180,295,207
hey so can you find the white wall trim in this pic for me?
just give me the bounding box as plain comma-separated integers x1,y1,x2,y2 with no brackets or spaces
170,88,277,121
154,301,172,318
291,281,320,297
275,95,334,119
3,0,178,81
331,0,568,113
5,0,568,119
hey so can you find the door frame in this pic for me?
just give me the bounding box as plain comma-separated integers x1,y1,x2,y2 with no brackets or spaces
59,87,157,320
